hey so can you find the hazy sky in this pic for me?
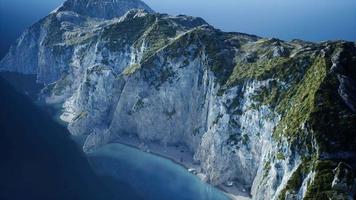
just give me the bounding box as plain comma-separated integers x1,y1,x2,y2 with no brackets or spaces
1,0,356,57
147,0,356,41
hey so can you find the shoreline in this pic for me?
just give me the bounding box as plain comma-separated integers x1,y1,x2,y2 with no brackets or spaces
47,99,249,199
111,134,251,200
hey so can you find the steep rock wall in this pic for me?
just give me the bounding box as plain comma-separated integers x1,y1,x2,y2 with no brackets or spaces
1,6,355,200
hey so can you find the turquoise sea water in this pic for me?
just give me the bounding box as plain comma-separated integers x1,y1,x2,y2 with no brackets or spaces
88,144,230,200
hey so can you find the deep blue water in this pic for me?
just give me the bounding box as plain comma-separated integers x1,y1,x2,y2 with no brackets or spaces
1,0,356,58
88,144,230,200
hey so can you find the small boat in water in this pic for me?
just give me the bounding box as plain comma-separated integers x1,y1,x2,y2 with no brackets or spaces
188,168,198,175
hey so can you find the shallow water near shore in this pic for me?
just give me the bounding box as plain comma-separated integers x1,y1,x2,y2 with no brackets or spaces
88,143,230,200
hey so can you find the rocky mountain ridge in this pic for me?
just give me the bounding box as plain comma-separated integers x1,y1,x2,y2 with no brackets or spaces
57,0,154,19
1,0,355,199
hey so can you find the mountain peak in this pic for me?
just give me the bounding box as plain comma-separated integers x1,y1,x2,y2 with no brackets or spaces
57,0,154,19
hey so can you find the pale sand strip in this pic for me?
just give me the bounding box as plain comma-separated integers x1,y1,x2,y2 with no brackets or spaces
111,134,251,200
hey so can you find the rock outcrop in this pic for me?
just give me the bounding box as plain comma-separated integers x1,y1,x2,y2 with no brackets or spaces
1,1,355,199
57,0,154,19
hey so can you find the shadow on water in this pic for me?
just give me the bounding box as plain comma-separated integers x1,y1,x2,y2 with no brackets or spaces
0,72,43,100
0,77,144,200
0,72,69,126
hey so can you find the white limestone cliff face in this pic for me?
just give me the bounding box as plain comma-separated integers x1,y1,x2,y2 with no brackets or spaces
1,2,355,199
66,43,277,196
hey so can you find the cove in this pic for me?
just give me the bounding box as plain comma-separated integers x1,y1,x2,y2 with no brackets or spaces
88,143,231,200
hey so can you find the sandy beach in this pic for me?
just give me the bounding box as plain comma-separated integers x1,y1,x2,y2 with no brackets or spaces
112,134,251,200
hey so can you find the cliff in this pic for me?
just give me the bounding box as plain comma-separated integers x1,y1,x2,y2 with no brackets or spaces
1,1,355,199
